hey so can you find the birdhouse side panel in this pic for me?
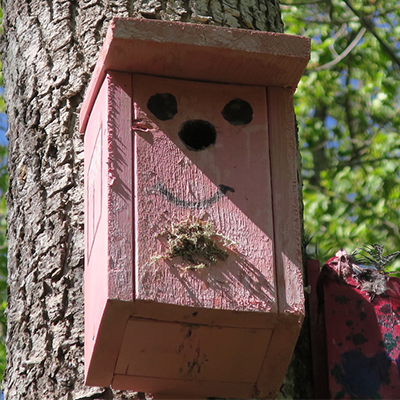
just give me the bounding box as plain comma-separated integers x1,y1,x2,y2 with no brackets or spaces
267,86,304,315
132,74,277,314
84,72,134,382
84,75,112,379
106,71,134,302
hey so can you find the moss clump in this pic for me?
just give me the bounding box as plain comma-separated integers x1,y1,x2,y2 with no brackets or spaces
157,217,230,270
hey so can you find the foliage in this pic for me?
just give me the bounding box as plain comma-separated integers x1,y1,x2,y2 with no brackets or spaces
351,243,400,273
282,0,400,268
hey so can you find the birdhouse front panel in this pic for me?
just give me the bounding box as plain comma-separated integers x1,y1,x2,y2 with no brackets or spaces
132,74,276,313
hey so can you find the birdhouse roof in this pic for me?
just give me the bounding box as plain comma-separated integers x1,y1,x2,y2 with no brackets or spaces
80,17,310,132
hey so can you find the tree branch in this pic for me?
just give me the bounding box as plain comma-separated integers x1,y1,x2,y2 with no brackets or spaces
329,24,348,58
341,0,400,69
280,0,326,5
315,27,366,71
302,155,400,171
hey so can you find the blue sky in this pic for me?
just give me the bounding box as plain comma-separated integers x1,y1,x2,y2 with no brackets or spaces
0,114,7,146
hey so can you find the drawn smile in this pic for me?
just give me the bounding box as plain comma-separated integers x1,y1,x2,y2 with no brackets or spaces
151,182,235,209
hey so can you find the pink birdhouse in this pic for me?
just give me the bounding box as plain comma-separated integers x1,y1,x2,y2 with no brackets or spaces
81,18,310,399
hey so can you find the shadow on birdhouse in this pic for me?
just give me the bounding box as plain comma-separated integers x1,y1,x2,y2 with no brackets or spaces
81,17,310,399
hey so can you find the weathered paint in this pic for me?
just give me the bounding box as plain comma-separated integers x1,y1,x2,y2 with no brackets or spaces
321,263,400,399
267,86,304,315
133,74,276,313
82,18,310,399
84,71,134,385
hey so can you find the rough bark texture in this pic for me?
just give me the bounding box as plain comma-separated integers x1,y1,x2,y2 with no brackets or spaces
1,0,310,399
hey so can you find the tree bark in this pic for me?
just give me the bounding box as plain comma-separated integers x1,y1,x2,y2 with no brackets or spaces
1,1,310,399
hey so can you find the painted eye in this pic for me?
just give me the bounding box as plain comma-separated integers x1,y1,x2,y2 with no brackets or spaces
147,93,178,121
178,120,217,151
222,98,253,126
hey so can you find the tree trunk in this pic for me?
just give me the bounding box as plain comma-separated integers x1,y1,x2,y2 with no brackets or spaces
1,1,310,399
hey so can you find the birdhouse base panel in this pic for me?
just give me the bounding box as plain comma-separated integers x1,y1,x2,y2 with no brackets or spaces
112,374,257,399
85,299,302,399
148,395,204,400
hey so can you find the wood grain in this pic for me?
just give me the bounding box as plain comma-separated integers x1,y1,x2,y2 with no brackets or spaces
267,86,304,315
80,18,311,132
132,74,276,314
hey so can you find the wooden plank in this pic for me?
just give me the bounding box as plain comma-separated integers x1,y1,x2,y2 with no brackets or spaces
114,318,272,384
257,313,303,398
132,74,276,314
267,86,304,315
106,71,134,301
153,395,204,400
112,373,258,399
80,18,310,132
85,300,132,387
84,74,111,380
130,300,278,330
84,72,134,383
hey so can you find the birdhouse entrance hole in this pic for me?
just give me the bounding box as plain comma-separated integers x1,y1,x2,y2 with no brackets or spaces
178,120,217,151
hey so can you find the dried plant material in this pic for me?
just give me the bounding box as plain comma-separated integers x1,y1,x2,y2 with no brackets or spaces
351,244,400,274
155,217,232,270
321,245,400,301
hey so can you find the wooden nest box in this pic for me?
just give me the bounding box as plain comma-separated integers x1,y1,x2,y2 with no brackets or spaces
80,17,310,399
